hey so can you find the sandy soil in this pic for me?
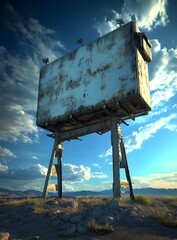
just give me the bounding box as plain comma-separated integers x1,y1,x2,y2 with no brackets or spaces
0,197,176,240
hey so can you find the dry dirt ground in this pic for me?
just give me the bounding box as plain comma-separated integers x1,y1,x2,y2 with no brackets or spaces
0,196,177,240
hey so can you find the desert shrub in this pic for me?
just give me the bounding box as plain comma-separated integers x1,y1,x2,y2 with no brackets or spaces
135,195,153,205
88,219,114,232
14,198,44,207
154,210,177,228
111,197,120,203
10,198,46,214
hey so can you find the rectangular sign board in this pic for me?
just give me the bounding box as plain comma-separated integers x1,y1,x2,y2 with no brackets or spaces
37,21,152,133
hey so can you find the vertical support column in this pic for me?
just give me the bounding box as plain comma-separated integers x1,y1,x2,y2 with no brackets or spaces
43,135,58,198
56,143,63,198
111,118,121,198
118,125,135,201
121,140,135,201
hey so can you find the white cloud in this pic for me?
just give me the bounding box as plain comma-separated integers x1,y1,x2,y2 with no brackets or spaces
0,146,16,158
133,172,177,189
63,164,91,182
0,103,39,143
92,163,99,167
150,44,177,109
124,114,177,153
95,0,168,36
63,163,108,181
0,178,45,191
91,172,108,179
28,18,55,35
99,148,112,158
32,156,38,160
173,104,177,109
0,163,9,173
0,3,65,144
62,180,112,192
0,164,47,180
99,114,177,157
151,39,161,53
122,0,169,31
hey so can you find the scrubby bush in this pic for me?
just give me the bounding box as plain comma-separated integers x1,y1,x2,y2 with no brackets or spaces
88,219,114,232
135,195,153,205
153,209,177,228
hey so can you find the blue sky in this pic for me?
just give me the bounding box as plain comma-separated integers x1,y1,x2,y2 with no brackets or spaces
0,0,177,192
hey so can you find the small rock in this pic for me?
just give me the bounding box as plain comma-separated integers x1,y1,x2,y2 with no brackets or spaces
0,214,9,218
77,224,88,234
107,201,120,209
2,219,11,224
125,217,143,226
58,201,78,208
65,224,77,236
48,210,60,218
33,236,40,239
52,219,61,226
98,216,115,225
122,206,132,214
0,232,10,240
46,200,58,206
116,214,122,222
57,223,69,230
62,212,71,222
88,206,103,218
70,214,83,223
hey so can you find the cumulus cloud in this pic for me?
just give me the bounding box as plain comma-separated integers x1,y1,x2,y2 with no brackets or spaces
98,34,177,157
95,0,168,36
0,178,45,191
0,163,8,173
0,163,47,180
63,164,107,181
92,163,102,168
0,146,16,158
99,114,177,157
150,43,177,109
124,114,177,153
91,172,108,179
0,3,65,143
63,164,91,182
62,180,112,192
122,0,169,31
133,172,177,189
99,148,112,159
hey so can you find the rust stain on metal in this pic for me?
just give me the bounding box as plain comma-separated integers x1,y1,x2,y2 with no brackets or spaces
36,21,152,133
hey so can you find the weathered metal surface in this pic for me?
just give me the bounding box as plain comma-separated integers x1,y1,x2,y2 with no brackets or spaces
37,21,151,133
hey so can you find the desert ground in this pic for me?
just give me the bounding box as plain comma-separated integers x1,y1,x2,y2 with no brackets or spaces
0,196,177,240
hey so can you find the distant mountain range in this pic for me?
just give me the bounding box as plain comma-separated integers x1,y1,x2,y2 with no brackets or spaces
0,187,177,198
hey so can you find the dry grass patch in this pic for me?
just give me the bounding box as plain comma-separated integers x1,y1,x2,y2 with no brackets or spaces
88,219,114,232
154,209,177,228
135,195,153,205
136,197,177,228
1,197,47,214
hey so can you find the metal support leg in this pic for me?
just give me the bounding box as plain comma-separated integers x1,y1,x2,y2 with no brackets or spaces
111,118,121,198
43,136,58,198
121,140,135,201
118,125,135,201
56,143,63,198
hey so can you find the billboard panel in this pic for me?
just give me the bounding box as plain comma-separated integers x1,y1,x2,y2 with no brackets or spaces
37,21,152,133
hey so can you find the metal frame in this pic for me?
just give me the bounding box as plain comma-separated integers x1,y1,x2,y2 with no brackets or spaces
43,117,134,200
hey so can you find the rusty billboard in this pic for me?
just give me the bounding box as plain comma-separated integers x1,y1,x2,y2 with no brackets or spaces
36,21,152,133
